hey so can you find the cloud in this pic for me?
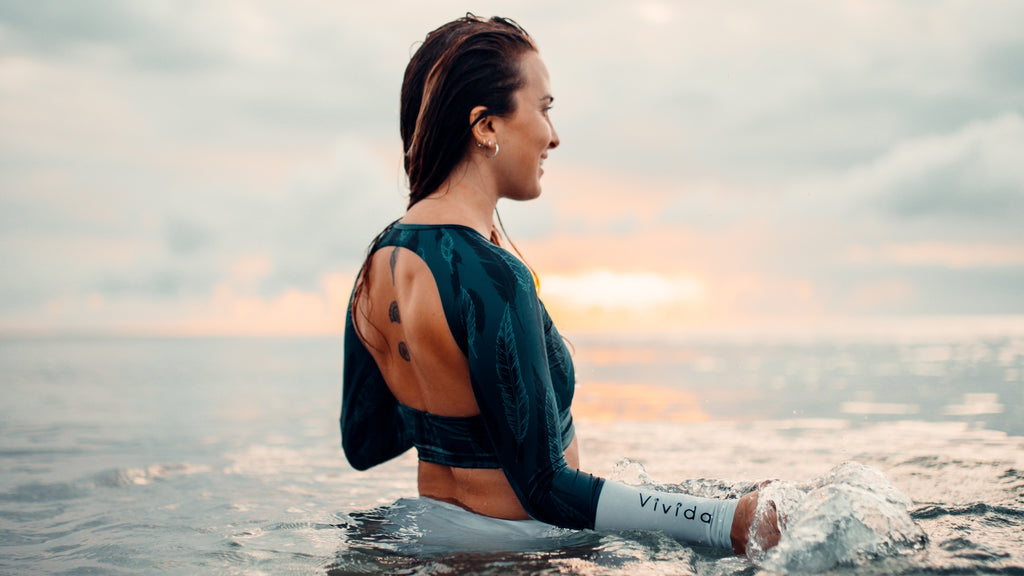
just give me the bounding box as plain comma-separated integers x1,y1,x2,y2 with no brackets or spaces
851,114,1024,224
539,0,1024,180
780,112,1024,255
0,1,225,70
165,217,213,256
2,1,1023,335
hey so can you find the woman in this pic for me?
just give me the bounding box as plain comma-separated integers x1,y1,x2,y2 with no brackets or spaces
341,14,779,555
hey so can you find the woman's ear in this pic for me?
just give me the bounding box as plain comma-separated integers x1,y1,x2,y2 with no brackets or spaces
469,105,497,147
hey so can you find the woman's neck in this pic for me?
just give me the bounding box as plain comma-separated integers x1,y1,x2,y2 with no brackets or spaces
401,161,498,238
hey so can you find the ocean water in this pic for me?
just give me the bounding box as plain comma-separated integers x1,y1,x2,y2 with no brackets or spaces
1,332,1022,575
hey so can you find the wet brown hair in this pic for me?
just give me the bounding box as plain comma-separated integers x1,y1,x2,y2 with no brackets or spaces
401,14,536,208
350,15,538,339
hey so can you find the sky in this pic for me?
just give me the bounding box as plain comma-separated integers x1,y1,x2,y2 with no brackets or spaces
1,0,1023,337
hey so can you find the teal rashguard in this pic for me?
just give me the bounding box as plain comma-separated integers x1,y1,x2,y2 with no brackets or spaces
341,222,736,548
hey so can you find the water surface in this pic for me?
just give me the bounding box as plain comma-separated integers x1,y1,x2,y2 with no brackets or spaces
1,334,1022,574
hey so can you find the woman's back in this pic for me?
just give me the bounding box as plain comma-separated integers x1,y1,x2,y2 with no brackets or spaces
349,223,580,520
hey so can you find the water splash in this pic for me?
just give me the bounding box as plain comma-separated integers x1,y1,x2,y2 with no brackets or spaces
610,457,658,487
746,461,928,573
611,458,756,499
612,459,926,572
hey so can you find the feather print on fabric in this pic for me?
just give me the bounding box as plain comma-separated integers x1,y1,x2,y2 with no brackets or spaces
396,229,413,250
460,287,479,358
496,306,529,446
494,247,535,296
540,371,563,457
547,339,571,398
439,229,455,272
542,311,574,407
467,240,516,305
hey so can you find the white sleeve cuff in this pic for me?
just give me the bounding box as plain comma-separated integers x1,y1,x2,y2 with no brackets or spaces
594,480,737,549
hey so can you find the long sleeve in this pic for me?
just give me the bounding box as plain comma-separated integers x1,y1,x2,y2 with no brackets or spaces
456,237,736,547
340,303,412,471
457,239,604,528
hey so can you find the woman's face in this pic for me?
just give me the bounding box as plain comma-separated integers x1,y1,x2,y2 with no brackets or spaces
493,51,560,201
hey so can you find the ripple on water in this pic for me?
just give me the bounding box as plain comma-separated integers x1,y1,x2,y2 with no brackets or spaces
89,463,211,488
913,501,1024,573
0,481,88,503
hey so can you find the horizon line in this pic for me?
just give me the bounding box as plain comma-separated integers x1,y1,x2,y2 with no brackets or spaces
3,314,1023,343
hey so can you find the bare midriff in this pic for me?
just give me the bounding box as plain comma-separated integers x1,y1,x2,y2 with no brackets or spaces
417,438,579,519
353,245,579,520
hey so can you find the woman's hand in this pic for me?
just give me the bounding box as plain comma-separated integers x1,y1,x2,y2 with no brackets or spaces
730,490,781,555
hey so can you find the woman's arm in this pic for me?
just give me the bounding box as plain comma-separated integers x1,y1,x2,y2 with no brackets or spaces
458,240,770,551
459,239,603,528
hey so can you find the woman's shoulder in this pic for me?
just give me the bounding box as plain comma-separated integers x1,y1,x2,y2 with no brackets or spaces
388,223,537,303
388,223,512,264
384,222,486,251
